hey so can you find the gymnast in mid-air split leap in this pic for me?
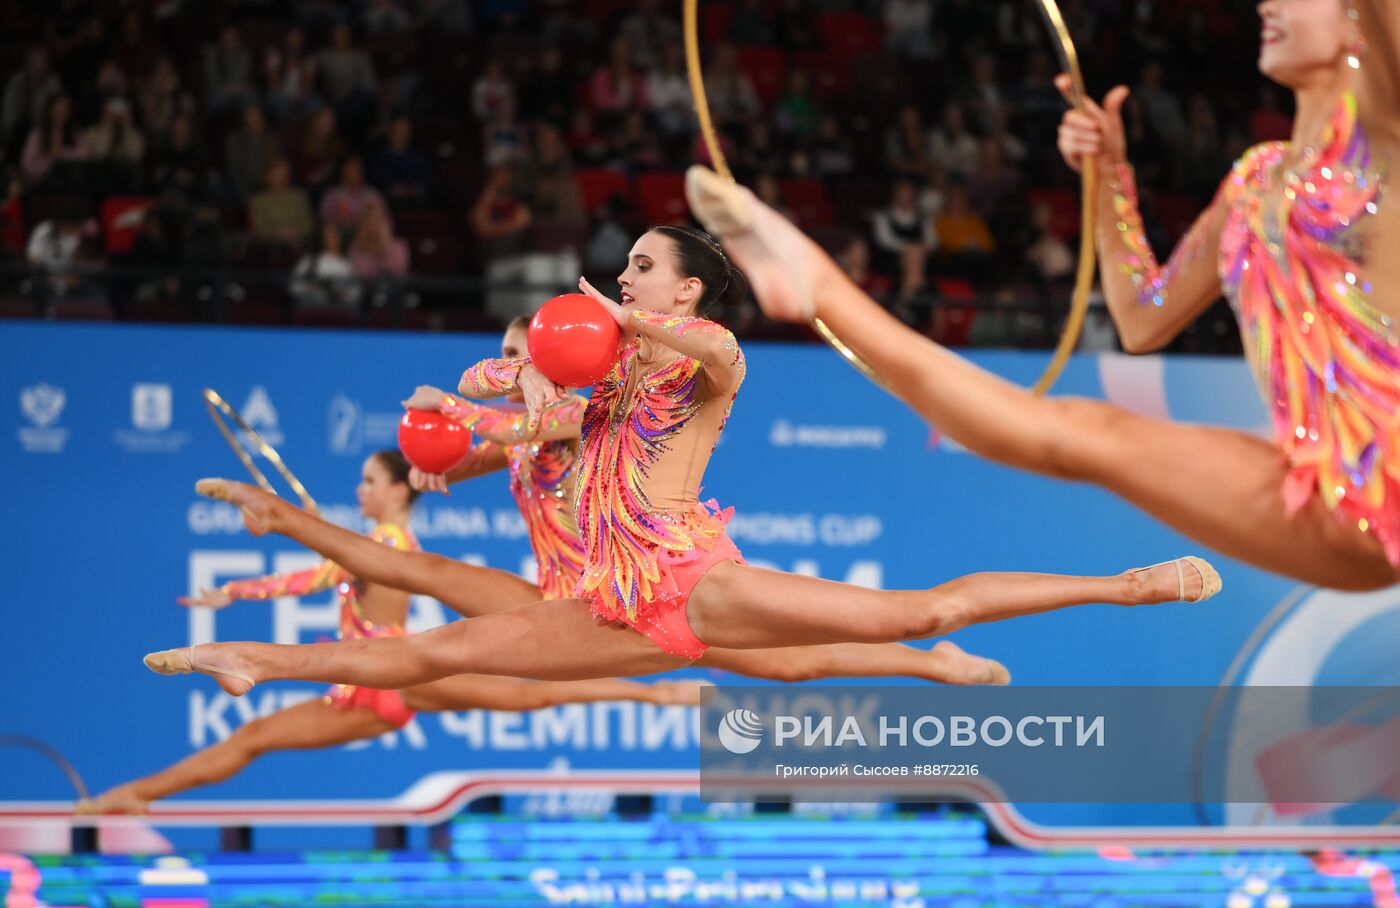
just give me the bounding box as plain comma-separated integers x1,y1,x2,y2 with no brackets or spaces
141,224,1217,695
191,317,1012,688
684,0,1399,592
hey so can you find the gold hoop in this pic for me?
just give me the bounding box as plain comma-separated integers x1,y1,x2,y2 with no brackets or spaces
683,0,893,392
683,0,1096,397
203,388,318,514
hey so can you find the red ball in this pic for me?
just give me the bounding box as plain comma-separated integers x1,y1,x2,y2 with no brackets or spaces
527,293,622,387
397,409,472,474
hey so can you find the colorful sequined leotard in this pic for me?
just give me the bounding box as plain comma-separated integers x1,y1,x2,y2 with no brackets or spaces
1100,3,1400,565
221,522,419,726
458,310,747,657
437,395,589,598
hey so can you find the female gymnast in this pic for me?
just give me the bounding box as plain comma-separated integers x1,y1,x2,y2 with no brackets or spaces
683,0,1399,591
197,318,1014,686
78,450,694,815
143,226,1216,695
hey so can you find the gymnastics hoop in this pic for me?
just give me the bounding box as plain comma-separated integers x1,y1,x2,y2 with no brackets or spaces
203,388,319,514
682,0,1096,396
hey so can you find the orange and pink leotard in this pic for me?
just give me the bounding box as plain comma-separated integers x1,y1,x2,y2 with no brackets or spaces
1101,1,1400,564
437,395,589,599
458,310,747,658
221,522,420,726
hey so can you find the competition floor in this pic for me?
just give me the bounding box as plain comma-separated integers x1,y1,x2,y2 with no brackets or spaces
6,807,1398,907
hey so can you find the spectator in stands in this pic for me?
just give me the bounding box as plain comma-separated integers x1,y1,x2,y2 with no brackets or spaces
775,69,819,141
959,53,1006,133
609,109,663,174
838,233,893,300
317,24,378,130
348,202,409,278
885,103,932,183
873,179,937,303
3,46,62,150
966,137,1022,224
472,60,516,123
566,108,609,167
984,108,1026,166
589,38,648,117
729,0,775,46
646,44,694,138
810,113,855,179
224,103,281,199
264,28,321,122
291,220,359,309
369,115,429,205
202,26,255,114
1178,95,1225,196
1022,200,1073,284
935,181,994,258
521,46,572,127
472,163,530,316
294,107,348,190
754,173,796,223
26,202,102,301
518,122,585,225
884,0,934,60
1136,61,1185,151
320,156,387,235
250,158,314,250
146,111,210,197
928,102,979,181
20,93,87,190
702,45,760,126
617,0,681,70
83,97,144,193
736,120,783,178
136,58,183,143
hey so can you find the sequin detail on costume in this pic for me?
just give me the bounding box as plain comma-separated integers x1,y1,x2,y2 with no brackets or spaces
438,395,589,597
1108,164,1220,308
506,441,588,598
222,523,417,634
439,394,587,444
459,356,530,398
574,328,745,623
1216,92,1400,563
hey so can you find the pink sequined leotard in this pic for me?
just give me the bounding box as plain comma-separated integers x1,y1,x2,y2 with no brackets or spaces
459,310,747,658
1100,2,1400,564
222,522,420,727
437,395,589,598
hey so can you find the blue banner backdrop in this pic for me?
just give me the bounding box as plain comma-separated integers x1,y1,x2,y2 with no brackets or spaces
3,322,1397,832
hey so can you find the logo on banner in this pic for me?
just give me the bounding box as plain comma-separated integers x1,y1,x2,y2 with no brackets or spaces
240,386,283,446
718,709,765,754
116,383,190,452
769,420,887,450
328,392,400,456
18,383,68,452
132,383,171,430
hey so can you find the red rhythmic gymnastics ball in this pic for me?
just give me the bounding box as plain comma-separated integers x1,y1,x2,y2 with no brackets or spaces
397,409,472,474
527,293,622,388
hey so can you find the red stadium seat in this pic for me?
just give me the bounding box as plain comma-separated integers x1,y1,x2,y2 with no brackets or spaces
125,300,194,323
817,12,883,58
99,197,154,255
780,179,834,226
1025,189,1080,242
636,172,689,226
367,307,433,331
575,168,631,211
736,47,786,107
292,307,359,328
228,302,285,326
